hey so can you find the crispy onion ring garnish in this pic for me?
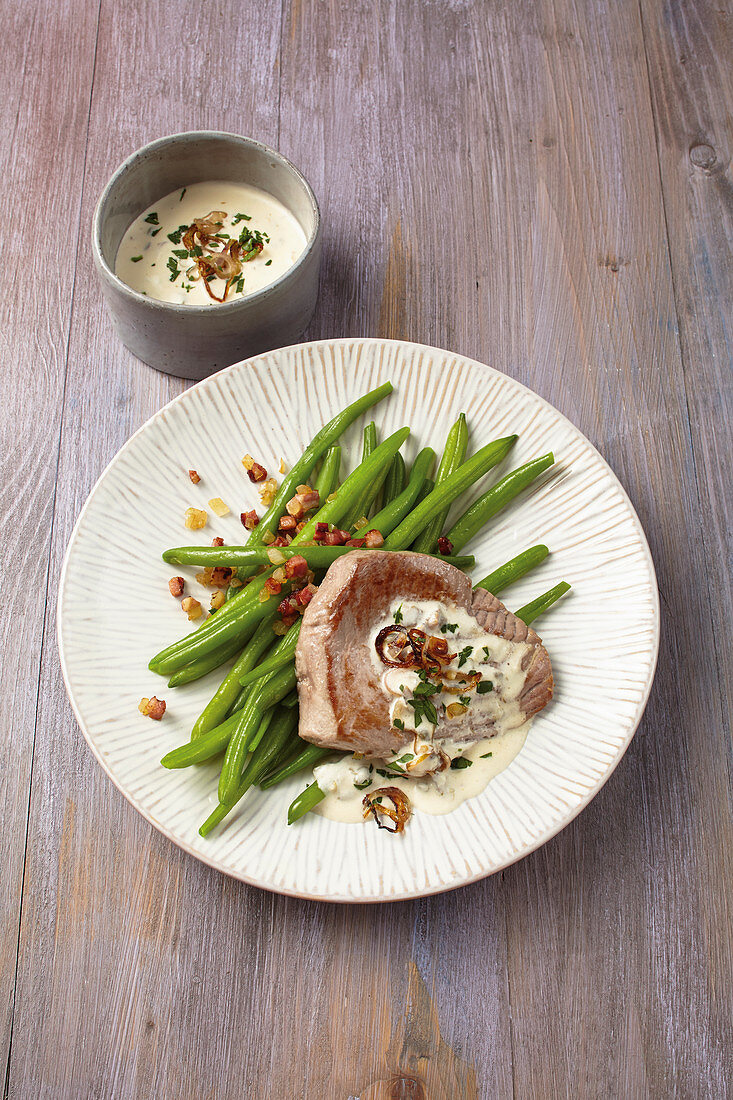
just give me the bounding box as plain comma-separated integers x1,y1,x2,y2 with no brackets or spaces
362,787,412,833
182,210,227,251
375,626,417,667
441,670,482,694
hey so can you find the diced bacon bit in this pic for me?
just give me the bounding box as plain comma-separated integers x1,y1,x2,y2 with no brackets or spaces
211,536,225,547
325,529,350,545
437,536,454,555
345,537,366,548
248,462,268,484
278,514,298,532
262,529,276,545
241,510,260,530
364,529,384,548
188,469,201,484
169,576,185,598
313,522,329,542
263,577,282,597
259,477,277,506
210,590,226,610
208,497,230,517
295,521,307,533
279,458,288,474
184,507,207,530
285,489,320,519
271,534,292,547
285,554,308,579
278,595,299,619
295,583,317,608
272,566,287,584
139,696,166,720
267,547,287,565
181,596,203,620
210,566,233,588
353,516,368,530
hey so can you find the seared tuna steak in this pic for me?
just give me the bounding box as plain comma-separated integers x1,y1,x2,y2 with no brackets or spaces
295,550,553,758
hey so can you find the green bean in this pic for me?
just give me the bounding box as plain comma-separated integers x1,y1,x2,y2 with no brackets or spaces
294,426,410,541
446,453,554,552
314,445,341,500
411,413,468,554
281,690,299,708
382,452,406,506
475,544,550,595
238,621,302,686
160,709,244,769
218,660,298,804
383,436,517,549
245,381,393,544
190,606,280,738
415,477,434,504
166,635,243,687
368,448,434,535
199,708,299,836
341,423,378,531
287,780,326,825
259,742,333,788
515,582,571,625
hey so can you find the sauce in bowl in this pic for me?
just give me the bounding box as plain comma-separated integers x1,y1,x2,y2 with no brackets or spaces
115,180,307,306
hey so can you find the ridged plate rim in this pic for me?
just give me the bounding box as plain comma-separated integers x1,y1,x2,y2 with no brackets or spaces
58,338,659,902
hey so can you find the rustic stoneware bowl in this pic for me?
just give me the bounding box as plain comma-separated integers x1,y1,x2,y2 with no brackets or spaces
92,132,322,380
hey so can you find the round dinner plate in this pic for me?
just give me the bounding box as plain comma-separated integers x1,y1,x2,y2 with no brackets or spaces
58,339,659,902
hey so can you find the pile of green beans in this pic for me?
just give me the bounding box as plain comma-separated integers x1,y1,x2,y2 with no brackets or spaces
153,387,571,836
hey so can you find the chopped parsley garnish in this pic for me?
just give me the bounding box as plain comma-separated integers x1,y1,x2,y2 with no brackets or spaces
451,757,473,769
413,680,440,697
172,249,189,259
407,695,438,728
458,645,473,668
130,255,142,263
180,188,186,201
393,604,403,624
354,776,372,790
144,211,159,225
150,227,161,237
393,718,405,730
167,225,187,245
480,751,493,759
232,212,251,224
265,258,272,265
482,646,491,660
167,257,180,282
235,277,245,294
441,623,458,634
458,695,472,707
394,753,414,763
476,680,494,694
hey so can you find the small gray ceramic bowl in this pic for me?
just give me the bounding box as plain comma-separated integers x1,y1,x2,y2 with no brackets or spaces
92,132,321,380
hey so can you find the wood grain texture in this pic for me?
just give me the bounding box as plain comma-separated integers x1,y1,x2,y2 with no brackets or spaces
0,0,100,1082
1,0,730,1098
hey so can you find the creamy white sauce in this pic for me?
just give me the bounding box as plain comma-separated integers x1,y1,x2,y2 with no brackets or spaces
115,180,307,305
314,597,535,824
313,725,530,823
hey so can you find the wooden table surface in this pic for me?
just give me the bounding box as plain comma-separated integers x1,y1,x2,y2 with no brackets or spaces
2,1,730,1097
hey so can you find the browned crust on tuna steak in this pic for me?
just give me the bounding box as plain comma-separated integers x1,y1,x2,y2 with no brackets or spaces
295,550,553,757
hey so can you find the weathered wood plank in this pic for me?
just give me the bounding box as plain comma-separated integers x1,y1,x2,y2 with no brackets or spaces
4,0,730,1097
0,0,100,1082
5,1,283,1097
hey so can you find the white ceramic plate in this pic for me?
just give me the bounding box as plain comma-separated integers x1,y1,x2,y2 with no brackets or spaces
58,339,659,902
